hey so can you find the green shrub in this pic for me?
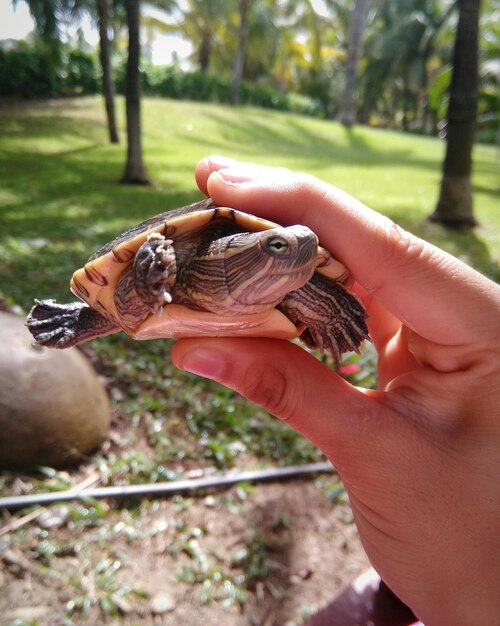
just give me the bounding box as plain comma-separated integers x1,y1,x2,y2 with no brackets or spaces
0,42,60,99
1,42,319,118
0,42,99,99
64,49,99,95
137,65,319,116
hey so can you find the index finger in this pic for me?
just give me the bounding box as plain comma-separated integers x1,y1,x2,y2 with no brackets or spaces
195,156,500,347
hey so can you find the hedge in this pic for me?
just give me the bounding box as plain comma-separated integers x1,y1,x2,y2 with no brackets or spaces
1,42,320,117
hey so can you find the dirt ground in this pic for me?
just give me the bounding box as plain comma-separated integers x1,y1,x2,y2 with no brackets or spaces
0,479,369,626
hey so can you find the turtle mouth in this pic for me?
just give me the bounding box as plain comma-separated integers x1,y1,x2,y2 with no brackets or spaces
269,262,315,280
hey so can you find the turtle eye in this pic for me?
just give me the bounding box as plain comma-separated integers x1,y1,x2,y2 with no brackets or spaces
266,235,289,256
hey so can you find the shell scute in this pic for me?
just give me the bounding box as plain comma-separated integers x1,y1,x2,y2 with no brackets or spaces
163,223,177,238
84,265,108,286
71,276,89,299
112,247,135,263
211,207,236,222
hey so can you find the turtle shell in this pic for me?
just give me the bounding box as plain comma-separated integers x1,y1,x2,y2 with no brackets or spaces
70,199,350,340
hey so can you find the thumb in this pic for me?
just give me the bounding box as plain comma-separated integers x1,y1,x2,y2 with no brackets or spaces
171,337,381,463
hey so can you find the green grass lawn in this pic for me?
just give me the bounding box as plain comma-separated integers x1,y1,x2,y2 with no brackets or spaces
0,96,498,475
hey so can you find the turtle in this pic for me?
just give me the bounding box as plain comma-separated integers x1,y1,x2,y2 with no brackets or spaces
26,198,368,359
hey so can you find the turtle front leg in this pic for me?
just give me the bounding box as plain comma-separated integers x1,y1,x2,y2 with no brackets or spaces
133,233,177,313
113,235,177,331
278,273,369,360
26,299,120,348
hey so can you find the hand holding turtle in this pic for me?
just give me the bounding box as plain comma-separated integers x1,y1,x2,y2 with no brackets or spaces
172,156,500,626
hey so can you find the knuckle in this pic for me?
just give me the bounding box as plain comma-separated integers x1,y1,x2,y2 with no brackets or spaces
382,221,427,265
294,171,320,194
291,172,331,216
239,364,297,419
368,221,431,293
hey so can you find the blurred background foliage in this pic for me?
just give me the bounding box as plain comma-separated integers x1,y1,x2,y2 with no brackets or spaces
1,0,498,143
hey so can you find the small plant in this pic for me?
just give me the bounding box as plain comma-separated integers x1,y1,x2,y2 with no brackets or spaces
176,533,247,607
232,532,283,587
65,555,140,617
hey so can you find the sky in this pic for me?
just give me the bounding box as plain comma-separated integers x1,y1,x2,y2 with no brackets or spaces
0,0,330,66
1,0,34,41
0,0,193,65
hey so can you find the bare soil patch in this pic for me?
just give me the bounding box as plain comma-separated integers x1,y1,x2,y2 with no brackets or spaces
1,479,369,625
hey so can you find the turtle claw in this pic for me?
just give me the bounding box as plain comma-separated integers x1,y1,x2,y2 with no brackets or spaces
26,299,119,348
31,327,76,349
300,322,367,362
27,300,85,348
279,273,369,360
28,299,66,323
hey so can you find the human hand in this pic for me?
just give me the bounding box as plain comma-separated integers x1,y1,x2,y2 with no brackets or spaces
172,156,500,626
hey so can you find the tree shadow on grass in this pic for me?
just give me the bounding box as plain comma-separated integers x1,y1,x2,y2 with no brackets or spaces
473,182,500,197
0,112,104,146
389,208,499,282
192,110,445,173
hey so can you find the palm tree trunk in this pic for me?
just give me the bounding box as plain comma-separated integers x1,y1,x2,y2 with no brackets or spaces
431,0,480,227
97,0,119,144
121,0,150,185
230,0,251,105
198,31,212,72
338,0,369,126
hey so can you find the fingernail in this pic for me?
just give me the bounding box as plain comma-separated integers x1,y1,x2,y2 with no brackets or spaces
206,154,238,169
178,347,227,381
215,167,259,185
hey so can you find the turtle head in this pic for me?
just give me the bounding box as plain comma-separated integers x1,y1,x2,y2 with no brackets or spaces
220,225,319,311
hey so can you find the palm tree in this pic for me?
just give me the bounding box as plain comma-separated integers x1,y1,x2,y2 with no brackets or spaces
18,0,120,144
431,0,481,227
280,0,346,115
360,0,454,130
338,0,370,126
176,0,229,72
97,0,119,143
121,0,150,184
230,0,252,104
13,0,73,71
